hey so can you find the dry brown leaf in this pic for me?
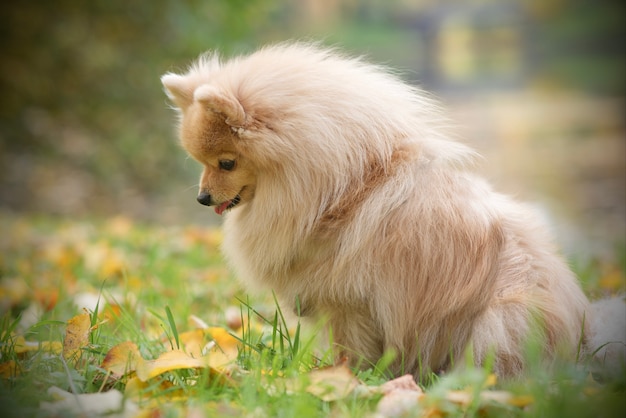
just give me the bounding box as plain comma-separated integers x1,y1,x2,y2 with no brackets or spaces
376,374,425,417
380,374,423,394
376,389,425,417
306,364,360,401
62,311,92,360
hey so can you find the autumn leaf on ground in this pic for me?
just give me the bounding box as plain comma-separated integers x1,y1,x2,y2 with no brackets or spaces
135,349,209,381
598,269,626,293
374,373,533,417
446,389,534,408
0,360,20,379
379,374,423,394
100,341,141,378
83,241,127,279
205,326,239,349
6,334,63,355
62,311,92,361
376,374,425,417
177,329,207,358
179,319,241,368
101,338,236,385
305,364,360,402
33,287,59,311
124,376,187,402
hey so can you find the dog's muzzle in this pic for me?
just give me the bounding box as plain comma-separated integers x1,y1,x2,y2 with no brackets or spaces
197,191,213,206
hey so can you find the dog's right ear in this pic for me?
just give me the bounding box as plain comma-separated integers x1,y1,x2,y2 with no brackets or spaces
161,73,194,110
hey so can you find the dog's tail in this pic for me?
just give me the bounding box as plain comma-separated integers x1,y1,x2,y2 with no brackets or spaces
587,296,626,380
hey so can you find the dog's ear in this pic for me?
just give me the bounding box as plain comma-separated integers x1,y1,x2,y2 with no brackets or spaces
161,73,195,110
194,85,248,131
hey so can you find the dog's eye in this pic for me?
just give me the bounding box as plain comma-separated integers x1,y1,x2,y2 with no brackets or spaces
219,159,236,171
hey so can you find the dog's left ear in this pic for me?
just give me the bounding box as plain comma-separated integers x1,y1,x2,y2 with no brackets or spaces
193,85,248,131
161,73,195,110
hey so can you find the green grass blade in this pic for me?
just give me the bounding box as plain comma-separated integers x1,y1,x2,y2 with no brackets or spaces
165,305,180,350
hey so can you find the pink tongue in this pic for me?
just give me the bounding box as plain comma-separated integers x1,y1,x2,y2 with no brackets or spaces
215,200,232,215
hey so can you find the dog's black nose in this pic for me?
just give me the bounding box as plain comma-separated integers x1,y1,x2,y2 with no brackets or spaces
197,192,213,206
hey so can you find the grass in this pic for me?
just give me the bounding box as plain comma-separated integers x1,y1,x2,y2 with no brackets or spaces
0,213,624,417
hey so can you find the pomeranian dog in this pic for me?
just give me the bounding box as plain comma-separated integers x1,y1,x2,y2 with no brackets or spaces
161,42,623,380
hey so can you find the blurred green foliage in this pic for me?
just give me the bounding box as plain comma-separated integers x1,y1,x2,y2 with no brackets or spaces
0,0,280,218
531,0,625,94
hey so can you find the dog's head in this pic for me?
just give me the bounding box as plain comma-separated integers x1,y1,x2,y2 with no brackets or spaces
161,75,257,215
161,44,451,220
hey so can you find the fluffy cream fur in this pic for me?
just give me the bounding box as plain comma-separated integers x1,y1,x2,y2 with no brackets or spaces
162,42,600,380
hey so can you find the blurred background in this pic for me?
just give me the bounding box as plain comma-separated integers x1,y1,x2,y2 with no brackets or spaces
0,0,624,259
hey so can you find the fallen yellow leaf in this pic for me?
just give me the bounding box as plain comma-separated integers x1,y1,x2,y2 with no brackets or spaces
446,389,534,408
0,360,20,378
507,394,534,407
178,329,207,358
83,242,127,279
167,325,240,362
125,376,187,402
484,373,497,387
206,327,239,351
101,341,141,378
445,389,473,406
10,335,62,355
43,243,79,272
598,270,625,292
102,324,241,387
204,326,240,368
106,216,134,237
135,349,208,381
420,406,446,418
63,311,92,360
